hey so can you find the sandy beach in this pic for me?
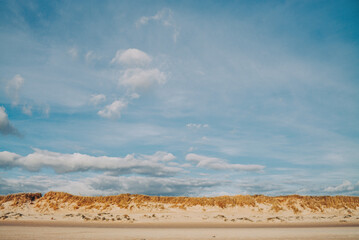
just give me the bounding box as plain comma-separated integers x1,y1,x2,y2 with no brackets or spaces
1,221,359,240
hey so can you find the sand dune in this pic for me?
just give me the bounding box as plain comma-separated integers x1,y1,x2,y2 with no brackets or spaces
0,192,358,225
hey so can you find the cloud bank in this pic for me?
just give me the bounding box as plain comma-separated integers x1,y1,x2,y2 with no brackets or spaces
0,149,181,177
0,175,223,196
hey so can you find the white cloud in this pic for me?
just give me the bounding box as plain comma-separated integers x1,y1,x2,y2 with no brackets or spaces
119,68,166,90
68,47,78,58
186,123,209,129
0,151,21,167
0,106,21,136
22,104,32,116
90,94,106,106
186,153,265,171
324,180,356,193
6,74,24,105
0,149,181,177
104,49,166,119
98,99,127,119
111,48,152,66
136,8,179,42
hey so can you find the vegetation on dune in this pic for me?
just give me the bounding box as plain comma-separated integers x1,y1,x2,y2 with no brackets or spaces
0,193,42,208
0,192,358,213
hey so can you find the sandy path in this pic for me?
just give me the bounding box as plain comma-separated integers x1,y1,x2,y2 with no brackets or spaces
1,225,359,240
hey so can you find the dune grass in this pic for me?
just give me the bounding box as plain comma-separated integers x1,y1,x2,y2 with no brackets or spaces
1,191,358,213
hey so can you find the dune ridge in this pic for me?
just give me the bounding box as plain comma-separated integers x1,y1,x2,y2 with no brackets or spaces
1,191,359,211
1,192,358,224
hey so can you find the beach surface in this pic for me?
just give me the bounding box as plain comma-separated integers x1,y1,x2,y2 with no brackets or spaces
1,221,359,240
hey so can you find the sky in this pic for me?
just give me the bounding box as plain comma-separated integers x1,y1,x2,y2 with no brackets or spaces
0,0,359,196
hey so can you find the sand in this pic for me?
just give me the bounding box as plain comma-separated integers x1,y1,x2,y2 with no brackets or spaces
1,221,359,240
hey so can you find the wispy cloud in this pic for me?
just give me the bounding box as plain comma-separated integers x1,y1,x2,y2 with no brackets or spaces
6,74,24,106
186,123,209,129
68,47,78,58
22,104,32,116
90,94,106,106
136,8,173,27
84,51,101,63
136,8,179,42
186,153,265,172
42,105,50,118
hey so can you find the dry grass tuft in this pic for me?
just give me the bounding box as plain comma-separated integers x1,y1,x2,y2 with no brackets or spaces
0,193,42,207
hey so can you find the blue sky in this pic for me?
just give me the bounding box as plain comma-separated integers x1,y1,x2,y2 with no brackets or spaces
0,0,359,196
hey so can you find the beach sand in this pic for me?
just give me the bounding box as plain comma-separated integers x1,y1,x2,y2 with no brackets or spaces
1,221,359,240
